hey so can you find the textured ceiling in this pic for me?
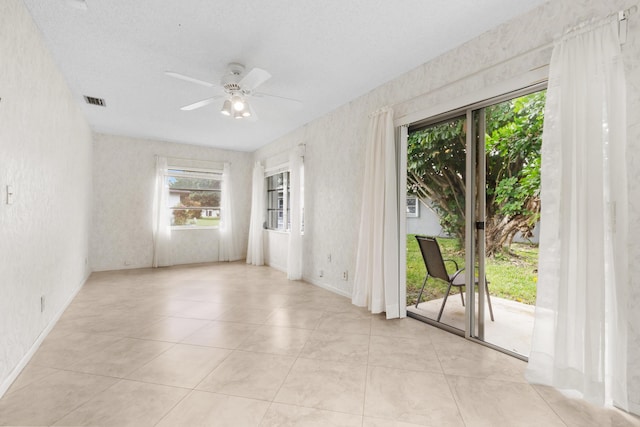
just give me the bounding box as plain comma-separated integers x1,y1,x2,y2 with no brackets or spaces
23,0,546,151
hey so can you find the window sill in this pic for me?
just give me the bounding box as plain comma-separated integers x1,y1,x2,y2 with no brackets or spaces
264,229,290,235
171,226,219,231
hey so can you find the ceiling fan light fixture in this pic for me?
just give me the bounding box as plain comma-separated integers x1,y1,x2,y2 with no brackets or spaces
220,99,232,116
233,109,244,119
241,99,252,117
231,95,245,112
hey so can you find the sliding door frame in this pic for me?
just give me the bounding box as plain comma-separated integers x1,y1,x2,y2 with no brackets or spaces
404,81,547,360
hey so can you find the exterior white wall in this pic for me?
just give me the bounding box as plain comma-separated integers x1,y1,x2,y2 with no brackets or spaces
406,200,446,237
406,202,539,244
0,0,93,396
90,134,252,271
253,0,640,411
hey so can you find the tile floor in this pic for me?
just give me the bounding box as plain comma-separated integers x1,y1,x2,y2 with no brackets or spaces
408,294,535,356
1,262,638,426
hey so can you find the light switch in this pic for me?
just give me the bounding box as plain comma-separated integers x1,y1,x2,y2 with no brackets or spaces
6,185,14,205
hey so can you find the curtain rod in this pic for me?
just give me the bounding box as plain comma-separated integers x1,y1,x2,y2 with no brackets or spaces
258,143,306,164
162,155,230,166
389,41,553,110
618,5,637,44
390,6,634,111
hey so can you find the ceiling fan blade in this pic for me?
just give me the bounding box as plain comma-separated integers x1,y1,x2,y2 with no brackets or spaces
165,71,215,88
252,92,302,106
239,68,271,91
245,102,259,121
180,97,220,111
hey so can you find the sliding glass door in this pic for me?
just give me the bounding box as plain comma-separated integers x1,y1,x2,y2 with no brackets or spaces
406,114,468,331
406,84,546,358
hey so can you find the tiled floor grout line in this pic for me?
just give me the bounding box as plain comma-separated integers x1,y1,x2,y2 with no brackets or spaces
362,325,373,424
47,375,125,426
257,310,323,425
7,262,628,426
528,382,570,427
433,333,469,427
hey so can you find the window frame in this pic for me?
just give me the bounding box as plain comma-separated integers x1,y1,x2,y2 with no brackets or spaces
406,196,420,217
265,169,291,232
166,167,223,230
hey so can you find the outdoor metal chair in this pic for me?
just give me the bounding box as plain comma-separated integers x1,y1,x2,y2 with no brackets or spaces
414,235,494,322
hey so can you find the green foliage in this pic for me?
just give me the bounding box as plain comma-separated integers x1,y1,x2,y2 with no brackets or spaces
168,176,221,191
169,176,220,226
407,118,467,244
173,207,202,225
485,92,545,223
187,191,220,208
407,90,546,254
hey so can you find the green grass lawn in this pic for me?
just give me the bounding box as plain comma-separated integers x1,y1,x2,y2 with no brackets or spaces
406,235,538,306
195,218,220,227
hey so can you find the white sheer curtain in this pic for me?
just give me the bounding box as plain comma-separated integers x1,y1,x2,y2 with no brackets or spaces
218,163,239,261
352,107,400,318
152,156,172,267
246,161,265,266
287,148,303,280
526,17,628,410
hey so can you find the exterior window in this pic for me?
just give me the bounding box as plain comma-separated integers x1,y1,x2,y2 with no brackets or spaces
167,168,222,228
266,171,290,231
406,196,419,217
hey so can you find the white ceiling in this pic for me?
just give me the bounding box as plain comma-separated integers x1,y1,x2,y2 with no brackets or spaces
23,0,546,152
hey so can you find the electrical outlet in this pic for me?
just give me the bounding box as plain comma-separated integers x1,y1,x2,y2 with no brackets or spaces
342,271,348,281
40,295,45,313
319,269,324,277
6,185,14,205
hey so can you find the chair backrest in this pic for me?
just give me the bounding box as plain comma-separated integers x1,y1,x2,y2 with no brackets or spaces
415,236,449,282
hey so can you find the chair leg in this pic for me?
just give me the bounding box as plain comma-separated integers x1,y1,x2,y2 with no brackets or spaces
485,282,495,321
459,288,465,306
437,283,453,322
415,274,429,308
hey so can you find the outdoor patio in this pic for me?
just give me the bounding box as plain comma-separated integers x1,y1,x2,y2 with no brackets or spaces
407,294,535,357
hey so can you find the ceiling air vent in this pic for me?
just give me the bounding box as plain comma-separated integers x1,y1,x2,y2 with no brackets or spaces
83,96,106,107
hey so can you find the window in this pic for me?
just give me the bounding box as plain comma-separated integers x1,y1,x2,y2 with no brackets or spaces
167,168,222,228
406,196,419,217
266,171,290,231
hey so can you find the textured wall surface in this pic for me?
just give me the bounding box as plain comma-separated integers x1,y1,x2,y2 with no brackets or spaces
3,0,639,412
0,0,93,395
254,0,640,412
90,134,252,271
264,230,289,272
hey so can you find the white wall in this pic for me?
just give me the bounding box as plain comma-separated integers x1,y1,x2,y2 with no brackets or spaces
264,230,289,273
90,134,252,271
254,0,640,411
406,200,446,237
0,0,93,396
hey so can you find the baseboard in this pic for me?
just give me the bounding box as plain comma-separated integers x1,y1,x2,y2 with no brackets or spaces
303,276,351,299
266,261,287,274
0,271,90,399
628,401,640,417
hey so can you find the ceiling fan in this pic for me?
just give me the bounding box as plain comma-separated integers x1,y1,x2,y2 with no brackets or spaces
165,63,301,120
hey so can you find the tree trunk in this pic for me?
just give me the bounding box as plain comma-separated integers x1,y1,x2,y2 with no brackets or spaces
485,198,540,256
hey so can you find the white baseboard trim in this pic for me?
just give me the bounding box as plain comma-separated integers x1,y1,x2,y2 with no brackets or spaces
265,261,287,274
0,271,90,399
303,276,351,299
627,401,640,417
